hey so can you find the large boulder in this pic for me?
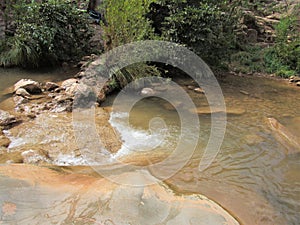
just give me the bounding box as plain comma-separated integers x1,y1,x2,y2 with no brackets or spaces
14,79,42,94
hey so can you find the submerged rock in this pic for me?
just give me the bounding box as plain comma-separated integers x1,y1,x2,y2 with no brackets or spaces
240,90,250,95
14,79,42,94
190,107,245,116
244,134,264,146
267,117,300,154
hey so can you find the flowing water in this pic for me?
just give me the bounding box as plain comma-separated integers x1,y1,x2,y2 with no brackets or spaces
0,68,299,224
106,75,300,225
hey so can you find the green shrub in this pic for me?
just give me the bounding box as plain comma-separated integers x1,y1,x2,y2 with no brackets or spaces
0,0,94,67
154,0,238,65
230,46,265,73
101,0,161,90
264,9,300,77
101,0,157,50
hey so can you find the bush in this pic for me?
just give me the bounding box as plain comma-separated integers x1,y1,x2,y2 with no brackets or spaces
153,0,238,65
101,0,157,50
100,0,161,90
0,0,94,67
230,46,265,73
264,8,300,77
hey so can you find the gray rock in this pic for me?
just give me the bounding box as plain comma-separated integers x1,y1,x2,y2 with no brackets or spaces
14,79,42,94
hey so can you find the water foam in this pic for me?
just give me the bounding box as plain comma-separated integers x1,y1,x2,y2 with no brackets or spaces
109,111,173,158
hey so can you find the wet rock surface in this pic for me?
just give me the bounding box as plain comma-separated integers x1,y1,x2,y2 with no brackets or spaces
0,165,240,225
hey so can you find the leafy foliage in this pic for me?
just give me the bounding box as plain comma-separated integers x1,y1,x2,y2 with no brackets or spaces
101,0,157,50
0,0,94,67
265,8,300,77
101,0,161,89
153,0,238,65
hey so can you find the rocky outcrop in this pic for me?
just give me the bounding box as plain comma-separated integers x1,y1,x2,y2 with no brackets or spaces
12,78,78,114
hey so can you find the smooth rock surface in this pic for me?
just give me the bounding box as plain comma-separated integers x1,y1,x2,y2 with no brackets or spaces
267,117,300,154
0,164,240,225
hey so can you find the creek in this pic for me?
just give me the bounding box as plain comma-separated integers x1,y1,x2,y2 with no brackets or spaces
0,68,299,224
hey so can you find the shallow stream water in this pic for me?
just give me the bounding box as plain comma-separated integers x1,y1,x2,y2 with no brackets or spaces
0,68,299,224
